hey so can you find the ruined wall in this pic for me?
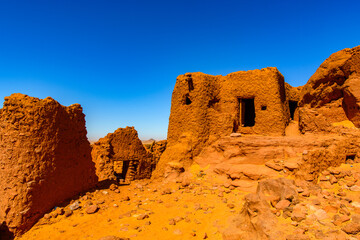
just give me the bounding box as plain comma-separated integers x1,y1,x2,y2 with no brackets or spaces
295,136,360,181
0,94,98,235
91,127,154,182
299,45,360,132
154,67,292,177
145,140,167,166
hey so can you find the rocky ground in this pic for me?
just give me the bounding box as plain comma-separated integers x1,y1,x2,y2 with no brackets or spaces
18,159,360,240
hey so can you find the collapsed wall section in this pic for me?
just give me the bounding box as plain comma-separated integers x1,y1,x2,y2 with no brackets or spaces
91,127,154,182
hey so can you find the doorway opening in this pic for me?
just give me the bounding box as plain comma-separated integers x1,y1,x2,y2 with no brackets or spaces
289,101,298,120
238,98,255,127
118,160,130,180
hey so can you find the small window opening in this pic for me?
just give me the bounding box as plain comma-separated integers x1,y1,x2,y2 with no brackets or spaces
187,78,194,91
289,101,298,120
185,94,192,105
346,154,356,163
208,97,220,108
261,105,267,111
115,160,130,180
238,98,255,127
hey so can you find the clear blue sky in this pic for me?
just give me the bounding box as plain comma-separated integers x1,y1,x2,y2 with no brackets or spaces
0,0,359,140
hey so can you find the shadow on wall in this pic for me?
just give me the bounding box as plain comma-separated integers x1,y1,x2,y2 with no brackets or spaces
0,222,14,240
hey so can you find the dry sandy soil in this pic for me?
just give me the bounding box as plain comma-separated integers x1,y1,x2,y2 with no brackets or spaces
18,160,360,240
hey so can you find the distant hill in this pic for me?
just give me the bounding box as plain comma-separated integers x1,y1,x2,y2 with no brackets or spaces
141,138,156,145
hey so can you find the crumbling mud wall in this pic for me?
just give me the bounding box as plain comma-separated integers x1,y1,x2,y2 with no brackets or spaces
154,67,293,177
91,127,154,182
0,94,98,236
299,46,360,132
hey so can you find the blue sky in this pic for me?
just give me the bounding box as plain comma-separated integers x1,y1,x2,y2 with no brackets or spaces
0,0,359,140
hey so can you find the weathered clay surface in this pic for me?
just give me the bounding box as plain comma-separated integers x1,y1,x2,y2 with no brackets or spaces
300,46,360,130
0,93,98,235
91,127,154,182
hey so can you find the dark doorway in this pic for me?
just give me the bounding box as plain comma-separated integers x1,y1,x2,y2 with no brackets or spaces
346,154,356,164
119,160,130,180
238,98,255,127
289,101,298,120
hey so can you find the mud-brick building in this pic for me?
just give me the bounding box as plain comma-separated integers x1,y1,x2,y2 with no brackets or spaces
168,67,299,147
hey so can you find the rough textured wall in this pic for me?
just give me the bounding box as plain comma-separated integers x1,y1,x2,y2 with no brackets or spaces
91,127,154,182
299,45,360,131
154,67,291,177
0,93,98,236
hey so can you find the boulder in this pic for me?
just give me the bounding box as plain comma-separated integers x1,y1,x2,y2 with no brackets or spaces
342,222,360,235
223,178,299,240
